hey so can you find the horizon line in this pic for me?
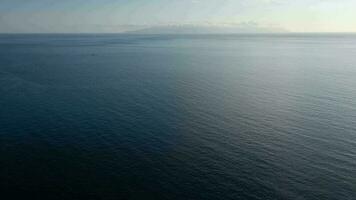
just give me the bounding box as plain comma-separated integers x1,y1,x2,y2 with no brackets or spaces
1,32,356,35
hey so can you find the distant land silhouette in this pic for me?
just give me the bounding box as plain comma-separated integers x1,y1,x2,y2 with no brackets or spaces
125,24,288,34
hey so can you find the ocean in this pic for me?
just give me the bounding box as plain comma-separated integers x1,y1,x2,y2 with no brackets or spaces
0,34,355,199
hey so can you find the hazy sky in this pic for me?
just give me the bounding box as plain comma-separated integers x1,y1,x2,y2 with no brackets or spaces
0,0,355,33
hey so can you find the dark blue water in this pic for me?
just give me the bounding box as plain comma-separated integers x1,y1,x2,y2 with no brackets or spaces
1,34,355,200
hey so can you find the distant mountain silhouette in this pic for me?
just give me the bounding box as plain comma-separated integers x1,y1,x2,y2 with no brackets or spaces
125,24,287,34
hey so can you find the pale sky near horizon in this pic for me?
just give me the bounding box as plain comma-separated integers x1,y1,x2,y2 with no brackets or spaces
0,0,355,33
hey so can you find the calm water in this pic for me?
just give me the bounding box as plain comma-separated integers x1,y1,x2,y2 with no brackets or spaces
1,34,355,200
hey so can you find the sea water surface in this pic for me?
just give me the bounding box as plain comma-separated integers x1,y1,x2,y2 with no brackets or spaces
0,34,356,200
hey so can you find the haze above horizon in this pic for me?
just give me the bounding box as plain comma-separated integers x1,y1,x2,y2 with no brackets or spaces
1,0,355,33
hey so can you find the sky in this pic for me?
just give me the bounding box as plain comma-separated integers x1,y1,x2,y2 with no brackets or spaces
0,0,355,33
